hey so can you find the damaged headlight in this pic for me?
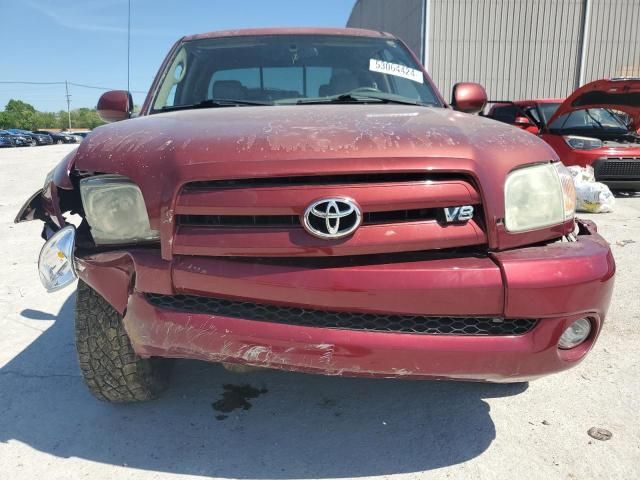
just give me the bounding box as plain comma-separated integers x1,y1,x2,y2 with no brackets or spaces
504,162,576,232
38,225,77,291
563,135,603,150
80,174,159,245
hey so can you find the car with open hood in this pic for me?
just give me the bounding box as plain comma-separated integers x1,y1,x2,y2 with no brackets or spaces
15,28,614,403
485,78,640,190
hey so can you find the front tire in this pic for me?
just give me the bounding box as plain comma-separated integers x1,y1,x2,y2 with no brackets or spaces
75,280,172,402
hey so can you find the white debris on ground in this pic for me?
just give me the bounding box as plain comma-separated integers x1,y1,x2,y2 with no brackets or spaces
567,165,615,213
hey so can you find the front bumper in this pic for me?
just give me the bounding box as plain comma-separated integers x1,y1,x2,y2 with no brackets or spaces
75,220,614,382
593,157,640,190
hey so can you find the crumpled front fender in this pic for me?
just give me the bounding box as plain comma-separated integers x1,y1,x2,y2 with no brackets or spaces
14,188,46,224
14,148,78,232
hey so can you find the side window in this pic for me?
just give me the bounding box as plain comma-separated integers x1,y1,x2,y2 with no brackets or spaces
167,62,184,106
153,48,187,109
525,107,541,124
489,105,518,124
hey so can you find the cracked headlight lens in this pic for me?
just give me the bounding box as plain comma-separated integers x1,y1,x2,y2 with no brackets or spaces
80,174,159,245
504,162,576,232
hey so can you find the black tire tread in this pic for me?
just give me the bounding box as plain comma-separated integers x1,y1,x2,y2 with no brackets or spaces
75,280,170,402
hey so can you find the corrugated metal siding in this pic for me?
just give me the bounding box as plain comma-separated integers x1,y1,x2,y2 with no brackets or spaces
429,0,585,101
347,0,425,61
347,0,640,101
582,0,640,82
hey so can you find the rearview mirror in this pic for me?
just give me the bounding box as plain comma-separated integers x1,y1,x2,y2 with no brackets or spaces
451,82,487,114
97,90,132,123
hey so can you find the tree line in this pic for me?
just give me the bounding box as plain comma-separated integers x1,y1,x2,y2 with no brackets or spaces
0,99,106,130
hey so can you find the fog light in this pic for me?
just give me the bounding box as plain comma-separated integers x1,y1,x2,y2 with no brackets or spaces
558,318,592,349
38,225,77,292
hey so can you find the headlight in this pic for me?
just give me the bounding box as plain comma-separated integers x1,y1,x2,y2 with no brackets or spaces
563,135,602,150
504,162,576,232
38,225,77,292
80,174,159,245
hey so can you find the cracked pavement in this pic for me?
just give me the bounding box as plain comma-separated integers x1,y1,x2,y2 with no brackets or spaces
0,145,639,480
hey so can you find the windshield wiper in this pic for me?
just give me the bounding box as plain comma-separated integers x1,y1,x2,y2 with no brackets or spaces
584,109,605,129
158,98,273,112
296,91,430,107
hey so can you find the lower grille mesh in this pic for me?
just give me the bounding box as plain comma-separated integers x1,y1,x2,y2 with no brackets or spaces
144,293,537,336
595,157,640,179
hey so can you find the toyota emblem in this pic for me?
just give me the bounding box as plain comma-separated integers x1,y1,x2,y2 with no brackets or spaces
302,198,362,239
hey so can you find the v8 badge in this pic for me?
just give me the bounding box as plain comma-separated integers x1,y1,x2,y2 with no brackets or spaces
441,205,474,223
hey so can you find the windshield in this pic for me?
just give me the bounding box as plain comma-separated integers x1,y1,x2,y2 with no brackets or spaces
549,107,632,133
537,103,561,124
151,34,441,111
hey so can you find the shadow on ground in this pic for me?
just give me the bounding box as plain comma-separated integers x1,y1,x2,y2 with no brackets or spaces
0,292,527,478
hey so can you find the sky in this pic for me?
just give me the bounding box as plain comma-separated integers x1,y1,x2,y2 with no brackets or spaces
0,0,355,112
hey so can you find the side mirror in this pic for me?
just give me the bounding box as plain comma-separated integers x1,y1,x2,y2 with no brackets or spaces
97,90,132,123
514,115,534,127
451,82,487,114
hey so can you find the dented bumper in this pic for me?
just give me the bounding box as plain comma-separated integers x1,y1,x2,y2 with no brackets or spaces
74,219,614,382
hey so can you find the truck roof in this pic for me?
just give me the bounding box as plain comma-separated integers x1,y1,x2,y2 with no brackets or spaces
182,27,394,42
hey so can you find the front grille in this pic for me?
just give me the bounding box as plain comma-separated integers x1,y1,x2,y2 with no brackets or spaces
178,208,438,228
144,293,537,336
184,172,458,190
595,157,640,179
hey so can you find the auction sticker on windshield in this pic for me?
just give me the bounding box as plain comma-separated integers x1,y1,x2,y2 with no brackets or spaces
369,59,424,83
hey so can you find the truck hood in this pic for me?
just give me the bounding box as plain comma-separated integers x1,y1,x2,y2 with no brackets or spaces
547,78,640,129
74,104,551,174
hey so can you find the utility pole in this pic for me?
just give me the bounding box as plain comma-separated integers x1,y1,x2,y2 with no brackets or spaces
65,80,72,130
127,0,131,94
576,0,592,88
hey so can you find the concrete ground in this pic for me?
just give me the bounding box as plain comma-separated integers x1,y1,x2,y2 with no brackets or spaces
0,144,638,480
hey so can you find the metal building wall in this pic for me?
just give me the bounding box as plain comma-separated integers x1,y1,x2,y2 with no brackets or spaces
347,0,425,61
347,0,640,102
429,0,587,101
581,0,640,83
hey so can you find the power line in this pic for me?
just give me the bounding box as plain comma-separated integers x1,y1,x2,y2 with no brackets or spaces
0,81,66,86
0,81,146,94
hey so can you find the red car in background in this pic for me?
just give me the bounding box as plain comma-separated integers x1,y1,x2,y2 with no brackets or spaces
486,79,640,190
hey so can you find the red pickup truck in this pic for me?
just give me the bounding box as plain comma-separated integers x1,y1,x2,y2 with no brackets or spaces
16,28,614,403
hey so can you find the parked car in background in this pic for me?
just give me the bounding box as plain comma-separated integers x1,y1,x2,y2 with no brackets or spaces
6,128,53,146
0,132,15,147
0,129,31,147
485,78,640,190
16,28,614,403
68,131,90,139
34,130,77,144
